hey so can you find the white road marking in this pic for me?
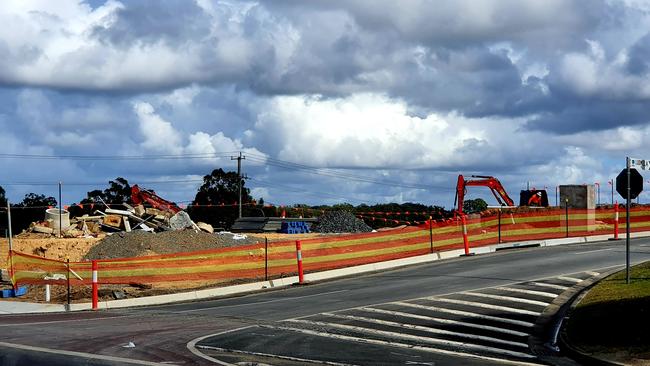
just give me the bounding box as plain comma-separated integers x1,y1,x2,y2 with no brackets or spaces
178,289,349,313
425,298,541,316
573,248,613,255
0,314,135,327
318,312,529,349
461,292,550,307
359,307,529,337
585,271,600,276
491,287,559,299
393,301,535,328
264,324,544,365
0,341,168,365
556,276,584,283
187,327,253,366
528,282,569,291
196,344,358,366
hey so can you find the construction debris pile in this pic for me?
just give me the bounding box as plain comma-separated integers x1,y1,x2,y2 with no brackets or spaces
311,211,373,233
84,230,259,260
19,205,208,239
19,185,212,239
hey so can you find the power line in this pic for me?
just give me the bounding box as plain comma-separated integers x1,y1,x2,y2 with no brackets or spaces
0,152,237,160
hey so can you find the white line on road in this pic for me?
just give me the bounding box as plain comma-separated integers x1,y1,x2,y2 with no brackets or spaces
461,292,550,307
0,314,135,327
527,282,569,291
187,326,253,366
392,301,535,328
318,312,529,349
177,289,349,313
425,298,541,316
492,287,559,299
0,341,169,365
573,248,614,255
265,324,544,365
556,276,584,283
196,344,358,366
359,307,529,337
585,271,600,276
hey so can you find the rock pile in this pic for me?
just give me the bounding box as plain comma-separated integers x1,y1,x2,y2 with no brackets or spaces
83,230,259,260
311,211,373,233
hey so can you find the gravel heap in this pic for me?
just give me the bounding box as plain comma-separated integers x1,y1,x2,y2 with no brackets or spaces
84,230,259,260
311,211,373,233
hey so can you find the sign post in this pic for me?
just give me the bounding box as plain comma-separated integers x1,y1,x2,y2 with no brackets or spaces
616,158,646,284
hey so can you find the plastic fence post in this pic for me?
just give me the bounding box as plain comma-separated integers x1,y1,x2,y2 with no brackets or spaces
614,201,619,240
66,259,71,307
265,237,268,281
92,260,98,310
296,240,304,284
429,217,433,253
461,215,470,255
498,209,502,244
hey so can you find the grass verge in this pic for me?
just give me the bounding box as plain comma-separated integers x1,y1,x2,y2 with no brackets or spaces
564,261,650,364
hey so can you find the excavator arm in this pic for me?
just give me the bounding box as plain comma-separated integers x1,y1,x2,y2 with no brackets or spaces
131,185,182,214
454,175,515,215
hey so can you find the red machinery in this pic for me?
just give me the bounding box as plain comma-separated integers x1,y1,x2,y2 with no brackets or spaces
130,185,182,214
454,175,515,216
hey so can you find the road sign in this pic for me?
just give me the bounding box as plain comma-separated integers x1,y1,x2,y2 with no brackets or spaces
616,168,643,199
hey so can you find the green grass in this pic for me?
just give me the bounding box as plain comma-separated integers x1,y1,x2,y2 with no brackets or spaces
564,261,650,363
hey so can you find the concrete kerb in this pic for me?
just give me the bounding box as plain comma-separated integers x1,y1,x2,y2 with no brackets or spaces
557,269,630,366
529,267,622,366
2,230,650,314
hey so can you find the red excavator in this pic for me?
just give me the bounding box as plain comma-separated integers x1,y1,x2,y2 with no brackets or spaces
454,175,549,216
131,185,182,214
454,175,515,216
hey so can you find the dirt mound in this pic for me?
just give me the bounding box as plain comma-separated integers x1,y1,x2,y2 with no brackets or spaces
84,230,260,260
312,211,373,233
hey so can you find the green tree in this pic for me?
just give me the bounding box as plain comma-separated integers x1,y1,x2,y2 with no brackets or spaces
17,193,57,208
463,198,488,214
81,177,131,204
188,169,252,228
0,185,6,207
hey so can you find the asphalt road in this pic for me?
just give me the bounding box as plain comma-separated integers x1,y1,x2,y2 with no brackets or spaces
1,237,650,366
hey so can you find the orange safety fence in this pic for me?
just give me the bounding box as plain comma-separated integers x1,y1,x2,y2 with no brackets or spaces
6,206,649,287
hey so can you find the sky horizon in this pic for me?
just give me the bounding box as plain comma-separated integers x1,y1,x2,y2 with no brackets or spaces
1,0,649,209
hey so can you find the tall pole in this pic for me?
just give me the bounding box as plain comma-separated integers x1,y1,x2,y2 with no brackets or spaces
7,201,15,290
58,182,62,238
556,186,559,207
626,157,631,284
611,179,614,205
231,152,245,218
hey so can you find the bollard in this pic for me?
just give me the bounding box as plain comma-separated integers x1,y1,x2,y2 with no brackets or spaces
461,215,470,255
295,240,304,284
45,284,50,302
91,260,98,310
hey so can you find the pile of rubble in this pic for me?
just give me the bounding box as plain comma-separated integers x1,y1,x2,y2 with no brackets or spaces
20,204,213,239
312,211,373,233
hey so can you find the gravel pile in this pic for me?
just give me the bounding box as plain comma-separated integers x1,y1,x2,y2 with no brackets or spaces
84,230,260,260
311,211,373,233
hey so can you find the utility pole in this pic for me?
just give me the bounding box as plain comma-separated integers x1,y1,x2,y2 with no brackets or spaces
231,152,245,218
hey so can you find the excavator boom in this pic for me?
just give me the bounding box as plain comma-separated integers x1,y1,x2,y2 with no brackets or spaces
454,175,515,215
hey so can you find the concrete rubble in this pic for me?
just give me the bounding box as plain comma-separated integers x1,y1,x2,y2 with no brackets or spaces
19,204,213,239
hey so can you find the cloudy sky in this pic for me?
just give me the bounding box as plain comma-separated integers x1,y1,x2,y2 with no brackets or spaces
1,0,649,209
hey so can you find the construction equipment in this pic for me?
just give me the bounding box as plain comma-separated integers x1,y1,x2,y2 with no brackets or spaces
130,185,182,215
454,175,514,216
454,175,549,216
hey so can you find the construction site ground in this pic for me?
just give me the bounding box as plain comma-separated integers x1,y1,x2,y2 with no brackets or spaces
0,231,330,304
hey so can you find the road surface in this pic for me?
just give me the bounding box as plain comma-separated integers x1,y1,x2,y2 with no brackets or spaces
1,238,649,365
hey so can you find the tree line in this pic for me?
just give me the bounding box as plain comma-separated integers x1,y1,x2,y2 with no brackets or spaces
0,168,488,234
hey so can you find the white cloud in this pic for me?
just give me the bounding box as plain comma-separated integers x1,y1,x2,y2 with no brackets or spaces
133,101,183,154
254,93,542,170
